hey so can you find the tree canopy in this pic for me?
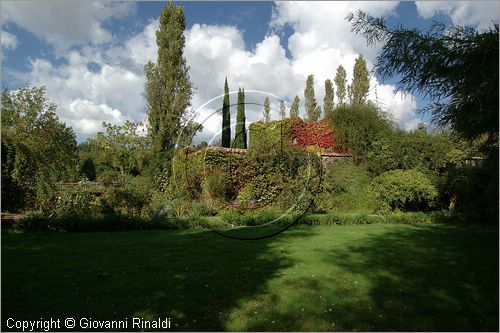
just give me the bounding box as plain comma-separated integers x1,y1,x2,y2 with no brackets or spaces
290,95,300,117
304,74,319,121
144,1,193,153
347,10,499,143
1,86,77,211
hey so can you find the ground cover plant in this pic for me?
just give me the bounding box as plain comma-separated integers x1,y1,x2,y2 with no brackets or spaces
2,222,498,331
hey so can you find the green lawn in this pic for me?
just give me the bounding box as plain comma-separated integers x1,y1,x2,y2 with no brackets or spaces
2,223,498,331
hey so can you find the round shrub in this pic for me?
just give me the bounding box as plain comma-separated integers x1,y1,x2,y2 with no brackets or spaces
372,169,438,211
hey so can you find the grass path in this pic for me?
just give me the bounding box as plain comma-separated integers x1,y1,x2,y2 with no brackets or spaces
2,223,498,331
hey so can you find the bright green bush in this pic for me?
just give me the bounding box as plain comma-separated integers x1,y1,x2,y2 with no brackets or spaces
248,117,302,149
371,169,438,211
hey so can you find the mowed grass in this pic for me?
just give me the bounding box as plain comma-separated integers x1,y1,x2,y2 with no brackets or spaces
2,223,498,331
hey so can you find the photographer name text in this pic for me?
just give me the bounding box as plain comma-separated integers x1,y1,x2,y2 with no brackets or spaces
6,317,171,332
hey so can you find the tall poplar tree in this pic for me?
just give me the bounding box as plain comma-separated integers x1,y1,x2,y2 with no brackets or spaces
334,65,347,106
234,87,247,149
290,95,300,117
263,97,271,122
144,2,192,153
279,100,286,119
349,55,370,104
221,77,231,147
304,74,319,121
323,79,334,118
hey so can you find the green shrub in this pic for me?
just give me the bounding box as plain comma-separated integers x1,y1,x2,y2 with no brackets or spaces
190,201,217,217
371,169,438,211
202,168,228,208
315,159,380,213
53,180,106,218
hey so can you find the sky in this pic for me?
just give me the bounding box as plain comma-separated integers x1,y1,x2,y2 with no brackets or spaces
1,1,498,143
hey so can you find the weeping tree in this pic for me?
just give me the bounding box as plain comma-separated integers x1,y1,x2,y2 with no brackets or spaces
347,10,499,142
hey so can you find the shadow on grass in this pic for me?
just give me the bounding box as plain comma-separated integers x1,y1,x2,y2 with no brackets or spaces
241,223,499,331
2,223,498,331
1,227,312,331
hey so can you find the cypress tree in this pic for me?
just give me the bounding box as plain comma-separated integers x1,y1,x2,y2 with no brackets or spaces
234,87,247,149
221,77,231,147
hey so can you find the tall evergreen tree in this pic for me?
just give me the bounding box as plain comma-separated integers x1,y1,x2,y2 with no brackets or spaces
279,100,286,119
349,55,370,104
304,74,318,121
234,87,247,149
334,65,347,106
323,79,334,118
263,97,271,122
290,95,300,117
144,2,192,152
221,77,231,147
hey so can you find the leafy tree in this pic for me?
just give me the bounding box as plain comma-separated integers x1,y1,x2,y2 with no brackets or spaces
323,79,334,118
332,103,392,163
234,87,247,149
88,121,152,185
279,100,286,119
347,10,499,143
313,105,322,122
365,130,455,176
290,95,300,117
304,74,319,121
221,77,231,147
263,97,271,122
349,54,370,104
144,1,193,153
1,86,77,212
334,65,347,106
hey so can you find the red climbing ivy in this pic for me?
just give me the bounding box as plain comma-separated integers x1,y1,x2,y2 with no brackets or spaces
292,119,335,149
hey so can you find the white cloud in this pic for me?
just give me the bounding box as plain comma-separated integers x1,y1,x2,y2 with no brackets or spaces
18,1,427,142
1,30,18,50
1,1,135,52
26,51,146,140
415,1,499,29
67,99,125,135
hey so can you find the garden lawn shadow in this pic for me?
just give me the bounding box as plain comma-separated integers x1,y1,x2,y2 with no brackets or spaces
2,222,498,331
